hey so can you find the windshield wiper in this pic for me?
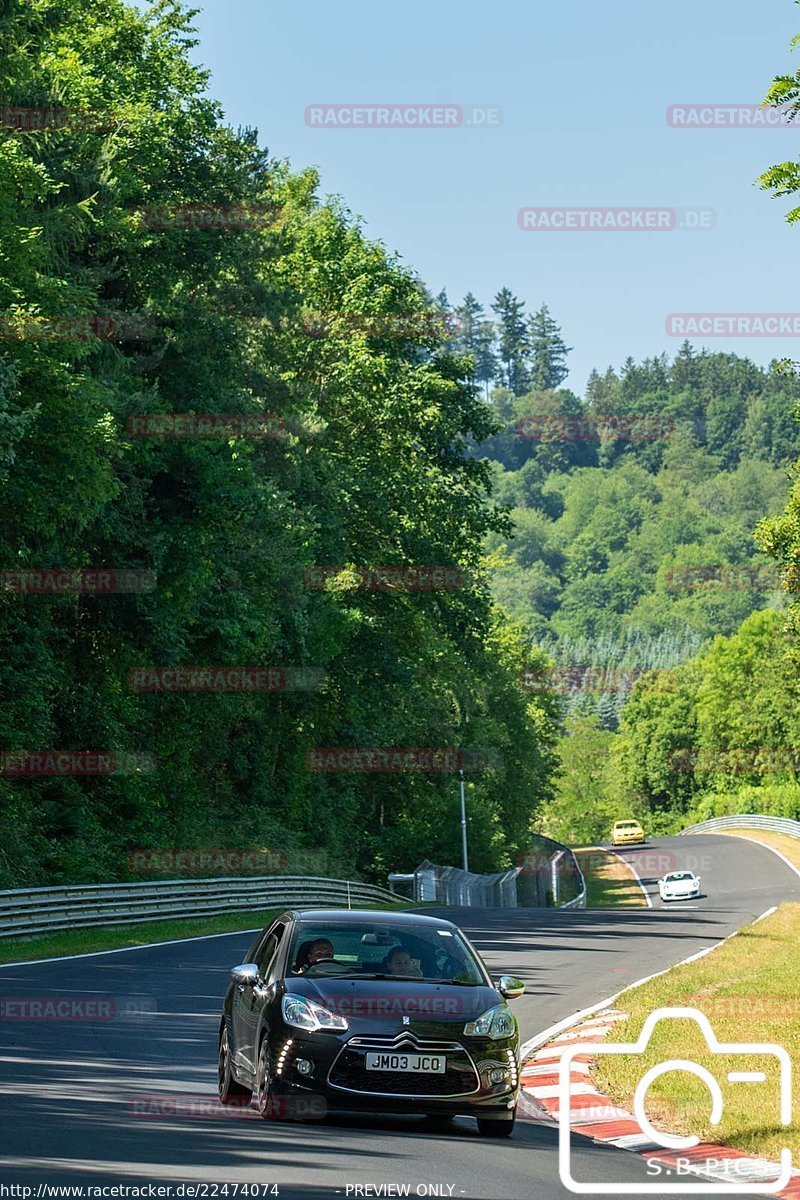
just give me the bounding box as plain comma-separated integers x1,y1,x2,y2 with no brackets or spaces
303,972,482,985
320,973,429,981
306,971,392,980
427,978,482,986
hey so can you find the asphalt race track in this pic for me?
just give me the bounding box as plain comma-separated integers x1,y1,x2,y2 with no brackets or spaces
1,834,798,1200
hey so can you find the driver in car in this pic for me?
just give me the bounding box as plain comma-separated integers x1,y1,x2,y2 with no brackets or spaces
297,937,335,972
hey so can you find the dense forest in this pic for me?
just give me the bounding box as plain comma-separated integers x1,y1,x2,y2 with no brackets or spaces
4,0,800,888
0,0,559,887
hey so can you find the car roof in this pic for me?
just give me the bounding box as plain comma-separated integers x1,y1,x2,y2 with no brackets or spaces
289,908,456,928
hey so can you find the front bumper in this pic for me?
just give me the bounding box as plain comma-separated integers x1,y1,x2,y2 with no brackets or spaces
270,1030,519,1116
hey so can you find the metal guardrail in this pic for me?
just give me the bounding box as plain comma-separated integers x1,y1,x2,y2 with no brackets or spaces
390,843,587,909
517,835,586,908
0,875,402,939
550,849,587,909
407,861,521,907
679,814,800,838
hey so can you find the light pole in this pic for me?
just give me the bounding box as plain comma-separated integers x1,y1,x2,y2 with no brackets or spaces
459,767,469,872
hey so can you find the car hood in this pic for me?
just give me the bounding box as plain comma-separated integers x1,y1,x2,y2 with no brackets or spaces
662,879,697,891
283,976,505,1036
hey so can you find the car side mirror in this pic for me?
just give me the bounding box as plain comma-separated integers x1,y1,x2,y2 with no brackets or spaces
495,975,525,999
231,963,260,987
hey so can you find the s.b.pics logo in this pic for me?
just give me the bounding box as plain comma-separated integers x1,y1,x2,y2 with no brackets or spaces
559,1008,792,1194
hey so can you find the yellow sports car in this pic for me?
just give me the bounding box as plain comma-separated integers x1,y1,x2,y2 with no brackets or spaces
610,819,646,846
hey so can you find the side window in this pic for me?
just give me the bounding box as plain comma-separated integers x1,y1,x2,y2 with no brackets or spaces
247,920,284,969
257,923,284,977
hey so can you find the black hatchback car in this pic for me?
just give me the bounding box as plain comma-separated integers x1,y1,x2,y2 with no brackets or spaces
218,909,525,1136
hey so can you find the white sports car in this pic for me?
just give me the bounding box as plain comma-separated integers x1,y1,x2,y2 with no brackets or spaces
659,870,701,902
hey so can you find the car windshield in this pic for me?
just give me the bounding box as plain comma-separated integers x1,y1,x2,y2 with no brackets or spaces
287,921,488,984
667,872,693,881
618,822,639,828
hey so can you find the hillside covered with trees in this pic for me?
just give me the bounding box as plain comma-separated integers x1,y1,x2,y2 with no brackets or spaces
467,249,800,841
457,288,800,839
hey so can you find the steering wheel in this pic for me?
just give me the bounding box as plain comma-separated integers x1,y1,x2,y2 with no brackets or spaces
303,958,349,975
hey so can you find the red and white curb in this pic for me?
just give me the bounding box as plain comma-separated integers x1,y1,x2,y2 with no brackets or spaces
519,1008,800,1196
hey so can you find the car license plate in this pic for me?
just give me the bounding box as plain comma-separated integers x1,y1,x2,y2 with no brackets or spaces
365,1052,446,1074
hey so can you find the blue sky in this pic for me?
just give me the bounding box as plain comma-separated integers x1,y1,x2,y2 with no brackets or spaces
183,0,800,393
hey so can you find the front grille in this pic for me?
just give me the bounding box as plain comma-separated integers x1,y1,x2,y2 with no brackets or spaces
328,1034,480,1098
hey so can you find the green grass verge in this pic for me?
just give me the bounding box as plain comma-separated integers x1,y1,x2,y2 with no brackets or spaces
574,846,647,908
592,902,800,1160
0,899,411,965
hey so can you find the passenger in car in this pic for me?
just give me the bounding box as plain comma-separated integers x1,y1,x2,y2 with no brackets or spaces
383,945,422,977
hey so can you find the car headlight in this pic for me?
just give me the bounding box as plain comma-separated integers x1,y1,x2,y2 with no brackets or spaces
281,993,348,1032
464,1004,516,1040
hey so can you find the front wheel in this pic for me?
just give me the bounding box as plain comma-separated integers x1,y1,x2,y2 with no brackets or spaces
218,1026,252,1106
256,1037,283,1120
477,1111,516,1138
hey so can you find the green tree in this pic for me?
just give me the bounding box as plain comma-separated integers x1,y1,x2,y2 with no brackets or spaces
491,287,529,396
536,716,618,845
758,8,800,225
455,292,497,398
527,303,572,391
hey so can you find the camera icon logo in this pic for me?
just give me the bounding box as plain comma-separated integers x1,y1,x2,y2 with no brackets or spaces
558,1007,792,1194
